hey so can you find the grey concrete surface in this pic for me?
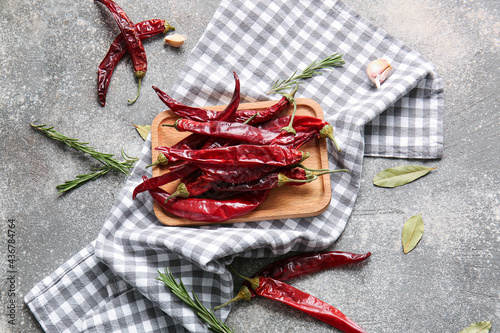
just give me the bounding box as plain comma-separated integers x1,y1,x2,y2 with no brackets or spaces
0,0,498,332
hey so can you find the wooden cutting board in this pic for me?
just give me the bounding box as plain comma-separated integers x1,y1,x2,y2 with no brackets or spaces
150,98,331,226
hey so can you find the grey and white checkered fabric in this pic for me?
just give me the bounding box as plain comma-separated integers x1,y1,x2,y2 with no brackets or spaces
25,0,443,332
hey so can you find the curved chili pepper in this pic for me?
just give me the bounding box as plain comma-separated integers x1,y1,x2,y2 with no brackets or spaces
152,83,295,125
95,0,147,104
132,163,198,199
98,19,174,106
261,115,339,150
215,251,370,310
214,71,240,122
196,163,278,184
253,251,371,281
247,276,367,333
166,169,218,202
164,118,294,146
156,145,309,167
211,170,313,192
146,179,270,222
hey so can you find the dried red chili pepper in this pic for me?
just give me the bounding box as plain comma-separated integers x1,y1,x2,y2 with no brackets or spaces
165,169,218,202
210,170,313,192
261,115,339,150
156,145,309,167
163,118,294,146
95,0,147,104
98,19,174,106
132,163,198,199
213,71,240,122
253,251,371,281
244,276,367,333
215,251,370,310
145,178,269,222
196,163,278,184
152,83,296,125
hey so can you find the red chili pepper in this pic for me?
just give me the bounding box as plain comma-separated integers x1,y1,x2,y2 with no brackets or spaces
132,163,198,199
152,83,296,125
156,145,309,167
95,0,148,104
145,179,269,222
211,169,313,192
254,251,371,281
215,251,369,311
165,169,218,202
196,163,278,184
247,276,367,333
164,118,294,146
214,71,240,122
98,19,174,106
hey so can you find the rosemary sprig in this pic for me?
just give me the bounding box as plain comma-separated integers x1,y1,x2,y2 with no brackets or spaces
267,53,345,95
32,123,135,174
31,123,138,193
55,151,137,193
156,268,234,333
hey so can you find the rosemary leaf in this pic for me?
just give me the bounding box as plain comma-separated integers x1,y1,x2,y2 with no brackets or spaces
56,166,111,194
267,53,345,95
156,269,234,333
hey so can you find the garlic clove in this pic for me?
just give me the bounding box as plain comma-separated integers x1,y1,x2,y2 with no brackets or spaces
164,34,186,48
366,59,393,89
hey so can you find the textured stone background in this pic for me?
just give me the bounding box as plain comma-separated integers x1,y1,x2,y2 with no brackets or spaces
0,0,498,332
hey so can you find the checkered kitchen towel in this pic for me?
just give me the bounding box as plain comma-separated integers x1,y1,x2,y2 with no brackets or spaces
25,0,443,332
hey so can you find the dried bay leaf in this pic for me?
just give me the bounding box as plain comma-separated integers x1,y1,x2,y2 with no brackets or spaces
133,124,151,141
373,165,437,188
458,321,492,333
401,213,424,254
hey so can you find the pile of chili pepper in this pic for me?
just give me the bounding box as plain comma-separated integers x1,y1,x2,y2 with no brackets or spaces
95,0,175,106
133,72,346,222
219,251,371,333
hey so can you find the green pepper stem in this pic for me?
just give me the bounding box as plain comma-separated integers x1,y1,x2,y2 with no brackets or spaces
243,112,259,125
128,77,142,104
228,266,260,291
164,183,189,203
313,169,349,177
163,21,175,33
296,163,330,172
278,173,315,187
281,95,298,135
146,152,168,168
319,124,341,151
283,83,299,103
213,286,252,311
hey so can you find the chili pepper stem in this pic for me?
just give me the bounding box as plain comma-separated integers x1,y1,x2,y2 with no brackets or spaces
228,266,260,291
128,77,143,104
213,286,252,311
312,169,349,177
319,124,341,151
278,173,315,187
296,163,330,173
281,95,298,135
242,112,260,125
164,183,189,203
146,152,168,168
163,21,175,33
